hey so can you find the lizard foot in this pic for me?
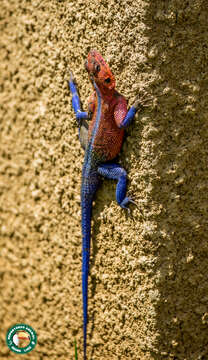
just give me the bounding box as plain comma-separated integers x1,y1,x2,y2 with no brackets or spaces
120,197,138,214
133,92,152,111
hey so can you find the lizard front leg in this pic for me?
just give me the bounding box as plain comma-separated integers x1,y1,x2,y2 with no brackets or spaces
69,72,88,120
68,72,90,149
115,93,152,129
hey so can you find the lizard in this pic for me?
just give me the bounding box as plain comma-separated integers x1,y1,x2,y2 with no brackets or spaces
68,49,150,359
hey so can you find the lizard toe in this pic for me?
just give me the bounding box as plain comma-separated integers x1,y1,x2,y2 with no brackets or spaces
120,197,138,210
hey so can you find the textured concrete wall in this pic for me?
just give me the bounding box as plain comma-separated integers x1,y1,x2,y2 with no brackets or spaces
1,0,208,359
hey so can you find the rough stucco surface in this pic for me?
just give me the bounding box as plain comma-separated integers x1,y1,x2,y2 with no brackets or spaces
1,0,208,359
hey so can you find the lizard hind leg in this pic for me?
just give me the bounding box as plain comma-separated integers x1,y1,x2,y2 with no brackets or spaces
98,163,136,212
79,119,89,150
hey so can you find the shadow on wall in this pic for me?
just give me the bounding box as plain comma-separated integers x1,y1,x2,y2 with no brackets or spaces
144,1,208,359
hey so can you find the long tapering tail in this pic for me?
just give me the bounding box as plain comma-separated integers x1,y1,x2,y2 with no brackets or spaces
81,192,93,360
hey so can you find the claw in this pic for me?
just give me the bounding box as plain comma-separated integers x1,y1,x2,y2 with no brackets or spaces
120,197,138,214
133,93,153,110
127,198,138,216
128,198,138,207
70,71,75,83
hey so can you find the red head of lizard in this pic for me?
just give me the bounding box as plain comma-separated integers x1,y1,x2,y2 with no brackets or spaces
85,50,116,94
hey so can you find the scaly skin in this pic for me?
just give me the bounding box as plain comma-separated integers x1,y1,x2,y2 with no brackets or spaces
69,49,150,359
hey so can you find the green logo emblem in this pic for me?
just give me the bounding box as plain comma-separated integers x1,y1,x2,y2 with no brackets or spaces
6,324,37,354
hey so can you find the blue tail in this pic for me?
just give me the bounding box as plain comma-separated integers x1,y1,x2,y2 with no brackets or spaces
81,172,99,360
81,196,92,360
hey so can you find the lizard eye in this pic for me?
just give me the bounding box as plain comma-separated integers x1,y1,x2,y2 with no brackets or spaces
105,77,111,83
95,64,100,73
